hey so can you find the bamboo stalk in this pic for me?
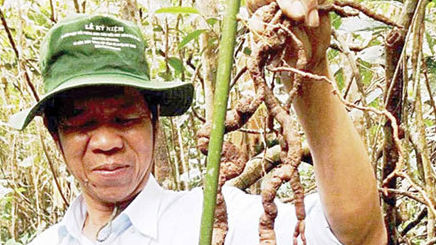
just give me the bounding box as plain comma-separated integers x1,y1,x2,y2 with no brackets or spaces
199,0,241,244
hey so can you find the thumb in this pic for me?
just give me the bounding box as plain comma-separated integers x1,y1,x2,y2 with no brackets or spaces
276,0,305,21
277,0,320,27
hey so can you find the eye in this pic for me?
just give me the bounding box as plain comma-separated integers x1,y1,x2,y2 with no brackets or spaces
60,119,97,132
71,108,84,117
80,120,98,129
114,117,140,126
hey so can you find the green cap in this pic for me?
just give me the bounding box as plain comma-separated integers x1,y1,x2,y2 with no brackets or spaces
9,14,194,130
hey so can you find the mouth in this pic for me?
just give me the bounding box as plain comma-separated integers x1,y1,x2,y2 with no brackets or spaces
92,163,130,176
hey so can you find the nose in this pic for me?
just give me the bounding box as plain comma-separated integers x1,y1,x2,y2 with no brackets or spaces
88,125,124,154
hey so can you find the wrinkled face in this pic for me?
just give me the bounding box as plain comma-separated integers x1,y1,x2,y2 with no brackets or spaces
55,87,154,205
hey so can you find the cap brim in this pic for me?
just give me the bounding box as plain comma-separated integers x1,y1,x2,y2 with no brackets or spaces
8,73,193,130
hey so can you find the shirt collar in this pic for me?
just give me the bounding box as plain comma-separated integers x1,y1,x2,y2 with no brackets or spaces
58,194,87,240
122,174,163,240
58,174,164,241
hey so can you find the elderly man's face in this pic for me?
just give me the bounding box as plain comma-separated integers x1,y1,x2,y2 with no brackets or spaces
55,87,154,205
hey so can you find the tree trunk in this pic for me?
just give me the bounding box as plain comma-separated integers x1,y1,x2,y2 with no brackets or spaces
197,0,219,122
411,1,436,238
154,124,175,189
382,1,420,244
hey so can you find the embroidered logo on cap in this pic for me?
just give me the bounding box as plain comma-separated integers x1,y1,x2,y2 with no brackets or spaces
60,22,140,51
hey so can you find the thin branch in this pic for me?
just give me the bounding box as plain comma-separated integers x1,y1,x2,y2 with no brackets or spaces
400,208,427,236
186,55,205,86
0,9,19,57
192,106,206,123
384,0,426,109
318,4,358,18
49,0,56,22
332,0,402,28
230,66,247,89
399,172,436,218
379,188,426,205
190,58,202,85
39,134,69,206
422,58,436,120
73,0,81,13
0,9,40,101
82,0,86,13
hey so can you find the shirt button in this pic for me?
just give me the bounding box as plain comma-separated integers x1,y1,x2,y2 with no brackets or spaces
130,227,136,233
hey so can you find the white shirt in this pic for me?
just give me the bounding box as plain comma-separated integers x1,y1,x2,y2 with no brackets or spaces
29,176,341,245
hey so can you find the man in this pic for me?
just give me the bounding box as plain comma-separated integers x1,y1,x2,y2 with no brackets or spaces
9,0,386,244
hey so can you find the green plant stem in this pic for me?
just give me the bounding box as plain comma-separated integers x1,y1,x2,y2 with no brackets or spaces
199,0,240,244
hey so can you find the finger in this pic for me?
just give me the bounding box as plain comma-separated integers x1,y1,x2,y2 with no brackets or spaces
304,0,320,27
277,0,305,21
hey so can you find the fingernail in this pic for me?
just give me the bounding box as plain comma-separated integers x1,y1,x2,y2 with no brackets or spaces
307,10,319,27
290,0,305,20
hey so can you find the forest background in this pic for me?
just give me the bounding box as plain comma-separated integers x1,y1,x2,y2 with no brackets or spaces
0,0,435,244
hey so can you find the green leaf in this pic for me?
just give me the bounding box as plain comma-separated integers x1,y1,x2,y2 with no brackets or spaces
425,32,435,56
243,47,251,56
178,29,207,49
153,25,163,32
425,56,436,79
330,12,342,29
334,68,345,90
15,187,26,193
206,17,219,26
207,37,218,49
158,71,173,81
155,7,200,15
168,57,184,75
358,59,373,86
425,118,434,127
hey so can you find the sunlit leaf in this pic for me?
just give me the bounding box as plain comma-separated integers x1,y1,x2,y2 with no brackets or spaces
330,12,342,29
358,59,373,86
158,71,173,81
178,29,206,49
168,57,184,75
155,7,200,15
334,68,345,90
206,17,219,26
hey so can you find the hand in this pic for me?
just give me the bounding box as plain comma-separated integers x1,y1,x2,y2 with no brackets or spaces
247,0,325,27
247,0,331,74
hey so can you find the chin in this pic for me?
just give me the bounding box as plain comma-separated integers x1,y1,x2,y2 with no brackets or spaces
92,186,136,204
